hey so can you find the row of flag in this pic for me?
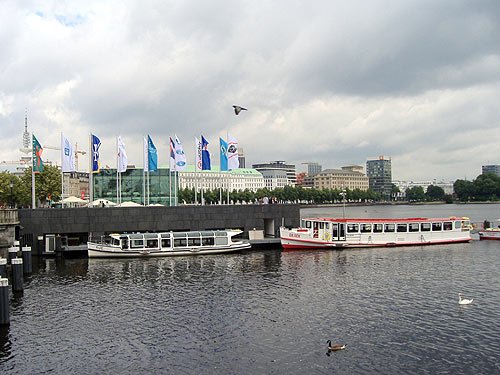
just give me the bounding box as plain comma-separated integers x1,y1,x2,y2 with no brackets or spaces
31,133,240,174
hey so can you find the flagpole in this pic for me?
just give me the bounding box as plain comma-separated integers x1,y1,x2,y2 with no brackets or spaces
89,134,93,206
116,137,120,204
31,133,36,209
61,133,66,205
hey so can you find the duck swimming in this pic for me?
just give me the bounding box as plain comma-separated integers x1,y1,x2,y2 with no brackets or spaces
458,293,473,305
327,340,346,351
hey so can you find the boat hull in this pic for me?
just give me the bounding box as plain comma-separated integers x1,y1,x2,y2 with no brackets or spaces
478,230,500,241
87,242,251,258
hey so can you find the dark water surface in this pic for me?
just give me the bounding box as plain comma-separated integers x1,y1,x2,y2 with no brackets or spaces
1,204,499,374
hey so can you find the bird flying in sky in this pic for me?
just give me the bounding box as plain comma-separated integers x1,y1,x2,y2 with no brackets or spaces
233,105,247,115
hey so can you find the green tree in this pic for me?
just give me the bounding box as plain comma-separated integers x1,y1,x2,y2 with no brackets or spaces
454,179,475,201
19,165,62,207
406,186,426,202
426,185,445,201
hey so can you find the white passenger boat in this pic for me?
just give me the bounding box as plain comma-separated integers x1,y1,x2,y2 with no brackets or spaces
87,230,251,258
280,217,472,250
478,228,500,241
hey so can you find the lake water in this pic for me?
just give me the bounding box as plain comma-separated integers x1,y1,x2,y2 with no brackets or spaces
1,204,499,374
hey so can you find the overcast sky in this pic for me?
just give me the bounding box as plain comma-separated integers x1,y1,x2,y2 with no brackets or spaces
1,0,499,181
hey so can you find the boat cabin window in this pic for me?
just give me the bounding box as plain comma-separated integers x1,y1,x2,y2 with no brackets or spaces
161,238,171,248
146,239,158,248
303,221,311,228
188,232,202,246
409,223,419,232
443,222,453,231
421,223,431,231
384,223,395,232
360,224,372,233
215,234,228,246
455,221,462,229
130,239,144,248
202,237,215,246
112,238,121,246
347,224,359,233
318,222,324,229
397,224,407,232
432,222,442,231
373,224,383,233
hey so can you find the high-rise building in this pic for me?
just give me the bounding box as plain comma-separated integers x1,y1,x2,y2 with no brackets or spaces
238,148,246,168
366,156,392,200
252,161,296,187
482,165,500,177
303,162,322,176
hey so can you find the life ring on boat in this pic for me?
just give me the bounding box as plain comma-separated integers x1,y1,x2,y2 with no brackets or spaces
324,232,331,241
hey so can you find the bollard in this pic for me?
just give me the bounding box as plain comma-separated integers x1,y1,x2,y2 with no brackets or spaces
0,278,9,325
8,247,18,265
21,247,32,275
11,258,23,293
0,258,7,279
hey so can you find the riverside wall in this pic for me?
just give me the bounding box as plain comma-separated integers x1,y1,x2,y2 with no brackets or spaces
17,204,300,255
0,209,20,257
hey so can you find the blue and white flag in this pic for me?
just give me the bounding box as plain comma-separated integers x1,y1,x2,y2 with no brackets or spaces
219,137,228,171
174,134,187,171
61,134,75,172
147,135,158,172
227,134,239,170
201,135,211,170
91,134,101,173
117,136,128,173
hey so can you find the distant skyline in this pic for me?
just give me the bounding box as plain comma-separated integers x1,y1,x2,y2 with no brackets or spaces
1,1,499,181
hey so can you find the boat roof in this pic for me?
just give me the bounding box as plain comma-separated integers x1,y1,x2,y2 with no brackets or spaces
302,217,468,223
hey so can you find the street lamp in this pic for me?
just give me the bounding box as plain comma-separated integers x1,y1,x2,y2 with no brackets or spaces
340,188,346,218
9,181,13,208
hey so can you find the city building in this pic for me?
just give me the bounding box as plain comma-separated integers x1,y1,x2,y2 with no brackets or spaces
366,156,392,200
313,167,369,191
63,172,89,199
238,148,246,169
252,161,296,187
393,180,454,197
92,167,178,205
302,162,322,176
179,166,264,192
482,164,500,177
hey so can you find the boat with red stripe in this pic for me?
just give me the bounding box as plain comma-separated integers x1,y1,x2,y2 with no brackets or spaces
280,216,472,250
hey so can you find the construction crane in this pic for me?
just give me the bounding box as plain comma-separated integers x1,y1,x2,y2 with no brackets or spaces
43,143,87,170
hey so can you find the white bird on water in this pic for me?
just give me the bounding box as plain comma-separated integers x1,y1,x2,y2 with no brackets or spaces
458,293,473,305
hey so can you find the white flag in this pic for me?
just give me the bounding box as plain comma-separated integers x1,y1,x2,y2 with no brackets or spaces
227,134,239,170
117,136,128,172
143,137,148,172
61,134,75,172
195,137,202,171
174,134,187,171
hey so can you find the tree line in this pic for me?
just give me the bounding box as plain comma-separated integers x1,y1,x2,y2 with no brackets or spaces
0,168,498,207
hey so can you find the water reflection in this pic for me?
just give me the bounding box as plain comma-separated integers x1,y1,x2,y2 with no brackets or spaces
0,325,11,362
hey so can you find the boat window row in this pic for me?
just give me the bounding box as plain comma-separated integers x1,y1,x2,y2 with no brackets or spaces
124,231,229,249
344,221,456,233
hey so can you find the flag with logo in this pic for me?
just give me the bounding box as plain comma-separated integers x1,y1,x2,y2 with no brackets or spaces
169,137,176,171
227,134,239,170
195,137,202,171
117,136,128,173
61,134,75,172
32,134,44,173
201,135,211,170
147,135,158,172
91,134,101,173
174,135,187,171
219,137,228,171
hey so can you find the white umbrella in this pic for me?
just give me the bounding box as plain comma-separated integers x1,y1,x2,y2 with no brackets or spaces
90,199,117,207
148,203,164,207
62,196,87,204
117,201,143,207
